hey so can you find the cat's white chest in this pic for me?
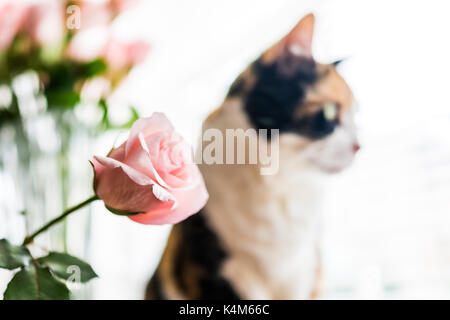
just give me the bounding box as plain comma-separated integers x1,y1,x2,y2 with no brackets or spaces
204,165,323,299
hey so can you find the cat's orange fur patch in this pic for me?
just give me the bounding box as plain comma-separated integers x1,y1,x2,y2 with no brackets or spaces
306,64,354,113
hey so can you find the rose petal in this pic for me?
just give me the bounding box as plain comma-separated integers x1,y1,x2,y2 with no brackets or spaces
121,133,169,189
94,155,155,186
92,157,175,213
108,142,126,161
157,163,200,191
125,113,174,157
129,166,208,225
138,133,170,188
152,184,177,209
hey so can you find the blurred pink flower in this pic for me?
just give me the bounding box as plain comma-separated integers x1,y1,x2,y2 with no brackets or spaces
81,77,111,101
75,0,138,29
78,1,113,29
67,33,149,70
66,29,109,62
103,39,150,69
0,2,28,50
110,0,139,12
25,2,65,46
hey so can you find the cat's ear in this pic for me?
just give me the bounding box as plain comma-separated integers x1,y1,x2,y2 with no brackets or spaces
284,13,315,57
264,13,315,63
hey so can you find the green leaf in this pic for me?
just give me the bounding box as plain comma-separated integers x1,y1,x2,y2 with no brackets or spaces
3,266,36,300
4,265,70,300
81,59,107,78
36,267,70,300
0,239,31,270
46,89,80,109
37,252,97,283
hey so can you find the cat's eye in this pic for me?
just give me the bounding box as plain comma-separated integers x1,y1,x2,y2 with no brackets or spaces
323,102,338,121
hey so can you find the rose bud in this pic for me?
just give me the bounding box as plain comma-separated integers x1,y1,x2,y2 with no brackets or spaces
91,113,208,225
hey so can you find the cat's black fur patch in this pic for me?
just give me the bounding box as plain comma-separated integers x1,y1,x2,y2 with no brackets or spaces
146,272,165,299
241,56,337,139
147,211,240,300
174,211,240,300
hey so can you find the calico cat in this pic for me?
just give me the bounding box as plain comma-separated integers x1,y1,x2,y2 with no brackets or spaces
146,13,359,300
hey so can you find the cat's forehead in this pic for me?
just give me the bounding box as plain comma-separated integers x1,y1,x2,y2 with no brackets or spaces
306,64,354,110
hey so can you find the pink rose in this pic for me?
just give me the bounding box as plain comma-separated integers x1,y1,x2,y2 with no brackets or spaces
0,3,28,50
103,38,150,69
92,113,209,225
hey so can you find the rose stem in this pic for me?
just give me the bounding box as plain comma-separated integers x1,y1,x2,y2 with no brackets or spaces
22,195,99,246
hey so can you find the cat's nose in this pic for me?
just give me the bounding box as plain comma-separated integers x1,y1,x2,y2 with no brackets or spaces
352,143,361,153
